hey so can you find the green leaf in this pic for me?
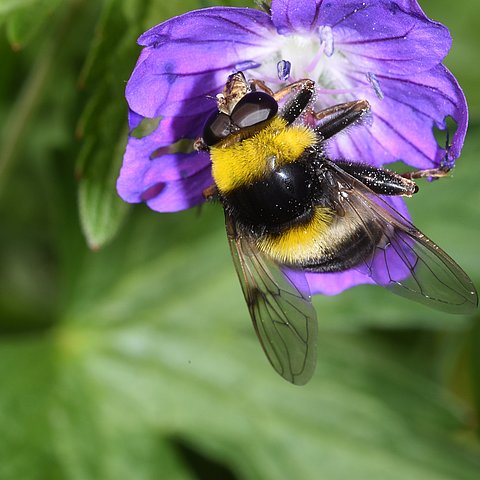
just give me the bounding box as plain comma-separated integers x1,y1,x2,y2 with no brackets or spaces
75,0,144,250
0,338,63,479
2,0,62,49
0,337,195,480
1,204,479,479
76,111,129,251
0,0,38,17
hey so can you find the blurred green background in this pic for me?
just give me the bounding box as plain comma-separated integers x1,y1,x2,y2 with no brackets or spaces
1,1,479,479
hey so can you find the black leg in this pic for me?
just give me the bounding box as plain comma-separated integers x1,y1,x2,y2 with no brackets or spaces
314,100,370,140
335,160,418,196
251,79,316,125
279,80,316,124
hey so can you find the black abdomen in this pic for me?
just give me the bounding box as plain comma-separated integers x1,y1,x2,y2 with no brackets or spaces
224,161,317,234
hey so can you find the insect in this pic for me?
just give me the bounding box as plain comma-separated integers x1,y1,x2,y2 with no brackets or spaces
194,72,478,385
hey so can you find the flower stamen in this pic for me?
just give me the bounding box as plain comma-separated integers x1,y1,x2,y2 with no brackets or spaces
277,60,291,81
366,72,384,100
319,26,334,57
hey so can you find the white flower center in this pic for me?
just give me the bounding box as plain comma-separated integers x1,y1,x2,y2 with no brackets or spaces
253,26,373,108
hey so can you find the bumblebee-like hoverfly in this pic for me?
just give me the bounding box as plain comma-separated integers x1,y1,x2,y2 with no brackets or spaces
194,72,478,385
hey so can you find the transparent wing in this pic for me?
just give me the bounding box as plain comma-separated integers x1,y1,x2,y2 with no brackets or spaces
226,214,318,385
327,161,478,314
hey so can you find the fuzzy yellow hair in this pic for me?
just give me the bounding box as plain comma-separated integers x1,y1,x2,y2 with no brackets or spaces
210,117,317,193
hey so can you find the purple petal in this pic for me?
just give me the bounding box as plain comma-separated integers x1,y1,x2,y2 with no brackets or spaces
338,2,451,74
385,0,431,18
144,164,213,212
126,7,274,120
430,65,468,164
138,7,272,47
128,108,144,131
117,123,212,211
306,196,411,295
126,55,224,119
326,64,467,168
306,269,376,296
271,0,323,34
128,114,206,151
323,1,451,75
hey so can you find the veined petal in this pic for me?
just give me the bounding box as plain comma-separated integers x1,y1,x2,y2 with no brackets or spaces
323,2,451,75
126,7,275,120
138,7,273,46
126,49,234,119
144,166,213,212
271,0,323,34
117,128,212,211
271,1,451,75
383,0,434,19
128,114,206,152
327,64,468,168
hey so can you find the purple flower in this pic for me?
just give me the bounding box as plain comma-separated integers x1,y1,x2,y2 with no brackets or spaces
117,0,467,295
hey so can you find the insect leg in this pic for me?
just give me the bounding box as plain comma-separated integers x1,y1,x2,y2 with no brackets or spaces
250,78,316,125
250,78,314,102
277,80,316,124
402,124,454,180
249,79,275,96
334,160,418,196
314,100,370,140
401,166,451,180
202,184,219,200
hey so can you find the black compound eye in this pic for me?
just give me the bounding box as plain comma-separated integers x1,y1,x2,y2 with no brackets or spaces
231,91,278,129
202,111,232,146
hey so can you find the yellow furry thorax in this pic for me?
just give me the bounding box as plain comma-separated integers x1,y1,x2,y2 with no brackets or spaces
209,117,318,193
